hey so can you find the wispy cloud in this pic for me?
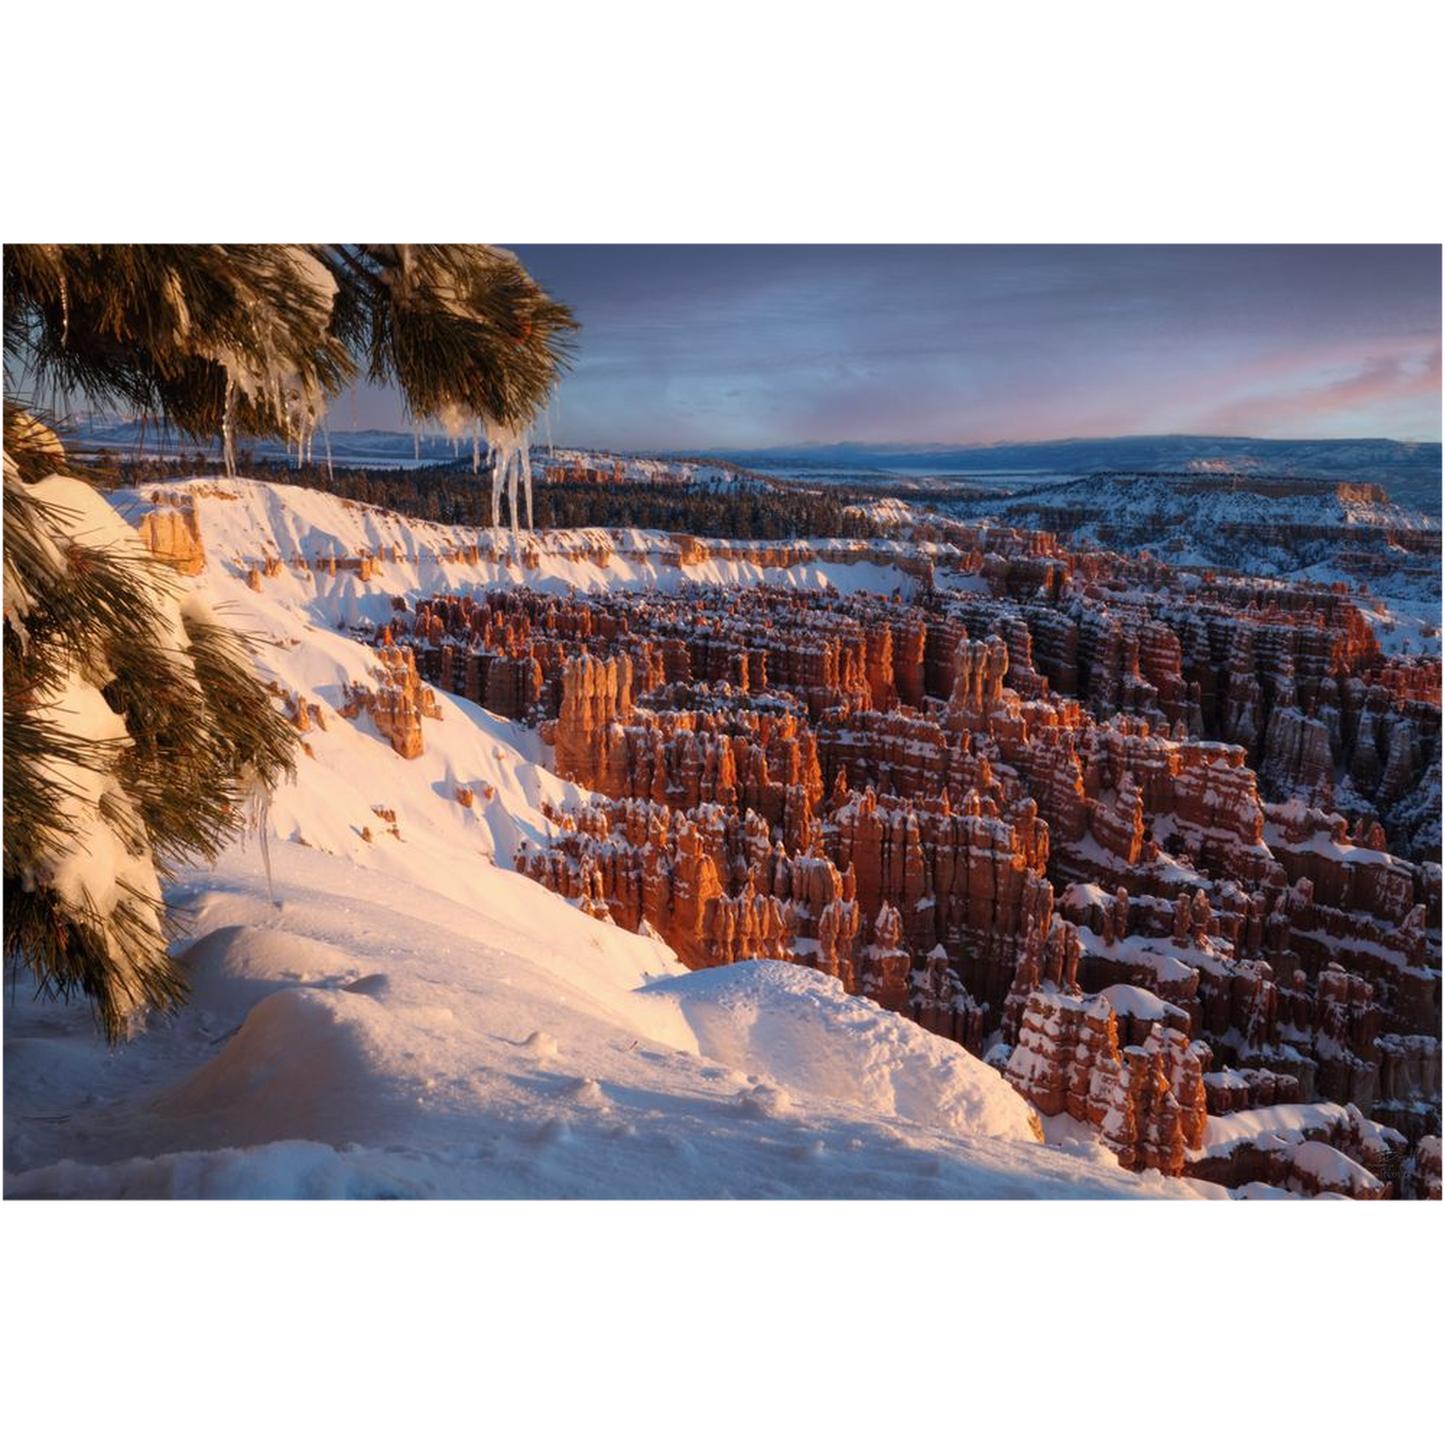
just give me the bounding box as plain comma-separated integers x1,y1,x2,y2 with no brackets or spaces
343,245,1443,448
1199,343,1441,438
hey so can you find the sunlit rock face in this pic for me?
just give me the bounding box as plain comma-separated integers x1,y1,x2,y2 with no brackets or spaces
369,526,1438,1193
339,640,440,759
137,499,207,575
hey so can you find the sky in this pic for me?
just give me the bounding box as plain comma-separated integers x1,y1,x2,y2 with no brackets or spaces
339,245,1442,450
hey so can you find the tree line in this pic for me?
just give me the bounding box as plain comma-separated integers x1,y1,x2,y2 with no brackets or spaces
90,451,892,540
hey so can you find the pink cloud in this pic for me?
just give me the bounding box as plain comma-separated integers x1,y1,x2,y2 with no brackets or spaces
1199,343,1440,436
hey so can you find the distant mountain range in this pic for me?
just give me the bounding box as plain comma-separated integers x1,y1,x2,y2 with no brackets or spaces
71,419,473,468
70,419,1441,514
710,436,1442,513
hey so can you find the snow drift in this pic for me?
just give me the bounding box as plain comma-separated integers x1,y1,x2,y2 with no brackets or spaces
645,960,1043,1144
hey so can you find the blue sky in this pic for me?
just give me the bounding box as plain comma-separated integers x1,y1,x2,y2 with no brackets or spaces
338,245,1441,449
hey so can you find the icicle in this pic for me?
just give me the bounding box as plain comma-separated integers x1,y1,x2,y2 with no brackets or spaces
323,416,334,481
480,415,535,541
521,445,534,531
489,441,506,529
222,375,237,478
471,422,481,475
508,446,521,548
240,766,277,907
413,419,421,462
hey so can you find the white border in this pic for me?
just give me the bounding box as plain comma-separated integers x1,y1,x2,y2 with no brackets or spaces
3,1,1442,1435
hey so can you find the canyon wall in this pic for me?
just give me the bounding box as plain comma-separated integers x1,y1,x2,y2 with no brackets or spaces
368,541,1438,1192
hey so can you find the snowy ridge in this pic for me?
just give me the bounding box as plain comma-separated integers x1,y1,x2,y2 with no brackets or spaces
112,477,924,613
948,471,1440,610
5,476,1213,1198
978,470,1435,532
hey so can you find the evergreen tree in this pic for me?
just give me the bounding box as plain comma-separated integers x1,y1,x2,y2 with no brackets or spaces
3,404,297,1038
3,244,577,1038
4,244,577,468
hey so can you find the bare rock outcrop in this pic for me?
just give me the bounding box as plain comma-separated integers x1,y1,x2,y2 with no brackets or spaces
137,503,206,575
340,640,439,759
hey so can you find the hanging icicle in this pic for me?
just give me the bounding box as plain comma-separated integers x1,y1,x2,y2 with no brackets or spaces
508,445,521,547
479,415,534,545
489,440,506,529
524,437,534,534
206,246,340,481
222,375,237,478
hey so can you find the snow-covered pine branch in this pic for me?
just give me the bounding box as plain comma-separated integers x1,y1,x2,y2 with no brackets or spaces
3,408,296,1040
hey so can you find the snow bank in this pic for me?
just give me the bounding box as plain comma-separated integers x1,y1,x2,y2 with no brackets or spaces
1202,1101,1350,1151
4,846,1204,1199
1098,983,1173,1021
1290,1139,1379,1194
155,987,408,1147
643,959,1042,1144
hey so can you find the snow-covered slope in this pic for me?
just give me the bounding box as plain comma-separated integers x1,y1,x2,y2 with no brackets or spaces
113,477,921,619
99,478,926,888
8,846,1209,1198
4,477,1209,1199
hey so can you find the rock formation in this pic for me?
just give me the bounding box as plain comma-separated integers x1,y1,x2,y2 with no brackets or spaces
365,560,1439,1187
340,640,441,759
137,502,206,575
